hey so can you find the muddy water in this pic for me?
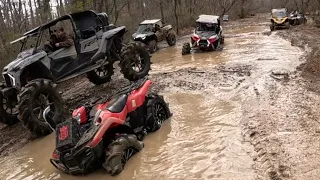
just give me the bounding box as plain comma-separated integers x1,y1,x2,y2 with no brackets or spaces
0,93,255,180
0,24,303,180
150,25,296,74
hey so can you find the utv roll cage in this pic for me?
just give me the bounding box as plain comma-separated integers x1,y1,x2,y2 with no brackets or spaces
10,10,110,56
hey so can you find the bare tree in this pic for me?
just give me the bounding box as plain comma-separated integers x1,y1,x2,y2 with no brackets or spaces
218,0,238,16
29,0,35,27
174,0,179,34
160,0,164,21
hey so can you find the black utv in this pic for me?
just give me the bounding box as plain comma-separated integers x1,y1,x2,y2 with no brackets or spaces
132,19,176,53
0,10,151,136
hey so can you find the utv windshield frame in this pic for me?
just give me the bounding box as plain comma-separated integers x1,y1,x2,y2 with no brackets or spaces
196,22,217,32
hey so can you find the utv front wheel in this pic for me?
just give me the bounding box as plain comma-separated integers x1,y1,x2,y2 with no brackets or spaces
148,40,157,54
285,22,290,29
0,92,19,125
182,43,191,55
102,134,144,176
87,62,114,85
270,24,275,31
18,79,62,136
167,32,176,46
120,43,151,81
220,36,225,44
145,93,171,132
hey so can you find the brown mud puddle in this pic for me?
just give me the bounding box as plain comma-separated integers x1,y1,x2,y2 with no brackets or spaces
0,93,255,180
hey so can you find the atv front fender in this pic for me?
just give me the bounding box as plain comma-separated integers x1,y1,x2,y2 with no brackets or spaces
91,26,126,62
87,115,125,147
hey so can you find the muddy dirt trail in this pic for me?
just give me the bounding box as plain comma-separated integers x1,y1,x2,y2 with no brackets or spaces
1,14,320,180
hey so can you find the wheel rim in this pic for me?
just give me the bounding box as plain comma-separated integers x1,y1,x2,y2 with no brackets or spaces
153,103,167,126
171,36,176,43
121,147,135,168
153,44,157,52
2,97,18,115
32,92,56,123
95,64,110,77
130,51,145,73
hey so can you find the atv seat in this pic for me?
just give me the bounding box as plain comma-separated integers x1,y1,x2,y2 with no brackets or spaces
106,94,128,113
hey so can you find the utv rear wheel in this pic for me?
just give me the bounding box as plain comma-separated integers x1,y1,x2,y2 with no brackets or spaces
145,93,171,132
167,32,176,46
182,43,191,55
18,79,62,136
102,134,144,176
0,92,19,125
87,62,114,85
120,43,151,81
148,40,157,54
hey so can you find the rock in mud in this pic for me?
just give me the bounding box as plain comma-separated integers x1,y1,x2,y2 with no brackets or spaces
270,69,289,80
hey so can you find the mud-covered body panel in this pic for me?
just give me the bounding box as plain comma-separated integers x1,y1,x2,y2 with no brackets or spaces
132,20,175,45
2,51,51,89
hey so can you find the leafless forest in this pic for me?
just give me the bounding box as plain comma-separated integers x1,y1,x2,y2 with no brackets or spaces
0,0,319,70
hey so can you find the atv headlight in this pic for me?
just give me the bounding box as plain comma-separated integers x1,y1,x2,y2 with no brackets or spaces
75,113,81,124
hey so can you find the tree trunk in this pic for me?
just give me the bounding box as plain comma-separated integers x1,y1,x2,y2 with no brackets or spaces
59,0,65,15
140,0,144,17
29,0,35,27
42,0,51,23
113,0,117,23
23,2,29,31
160,0,164,21
8,0,16,32
0,3,7,30
174,0,179,34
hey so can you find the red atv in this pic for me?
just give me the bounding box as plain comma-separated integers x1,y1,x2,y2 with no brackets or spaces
43,78,171,175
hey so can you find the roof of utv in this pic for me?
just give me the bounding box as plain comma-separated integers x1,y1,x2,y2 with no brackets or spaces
272,8,287,13
11,10,98,44
197,15,219,24
140,19,161,25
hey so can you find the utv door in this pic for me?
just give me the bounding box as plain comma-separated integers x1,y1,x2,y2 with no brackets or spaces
49,46,79,78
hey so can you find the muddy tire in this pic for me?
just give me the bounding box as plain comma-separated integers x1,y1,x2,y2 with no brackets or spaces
182,43,191,55
220,36,225,45
120,43,151,81
148,40,157,54
18,79,62,136
270,24,275,31
102,134,144,176
0,92,19,125
213,39,221,49
87,62,114,85
166,32,176,46
285,22,290,29
145,93,171,132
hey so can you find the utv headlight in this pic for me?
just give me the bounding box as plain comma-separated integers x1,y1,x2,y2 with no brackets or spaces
8,74,16,86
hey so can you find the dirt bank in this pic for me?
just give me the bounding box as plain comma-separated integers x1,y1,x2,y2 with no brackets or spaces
276,26,320,99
